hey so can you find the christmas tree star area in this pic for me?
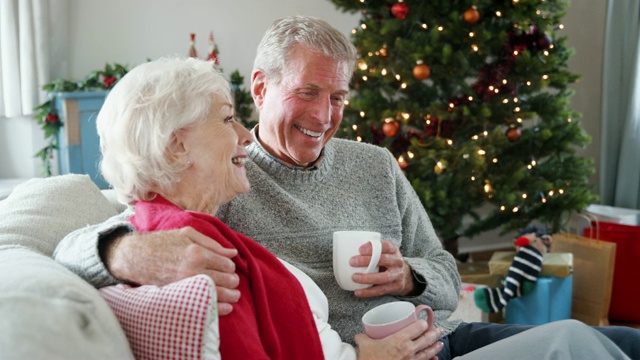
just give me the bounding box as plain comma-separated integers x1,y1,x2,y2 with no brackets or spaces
330,0,598,241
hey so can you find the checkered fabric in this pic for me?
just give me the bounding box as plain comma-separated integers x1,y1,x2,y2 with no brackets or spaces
100,274,219,360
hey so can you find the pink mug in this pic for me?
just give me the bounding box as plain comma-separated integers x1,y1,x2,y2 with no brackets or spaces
362,301,434,339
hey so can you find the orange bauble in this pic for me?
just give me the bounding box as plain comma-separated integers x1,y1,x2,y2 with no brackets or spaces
463,7,480,25
413,61,431,81
506,127,522,142
382,120,400,137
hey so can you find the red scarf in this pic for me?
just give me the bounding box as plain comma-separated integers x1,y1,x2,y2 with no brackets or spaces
130,196,324,360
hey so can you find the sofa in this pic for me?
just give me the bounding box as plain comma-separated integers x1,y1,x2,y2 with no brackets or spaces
0,174,220,360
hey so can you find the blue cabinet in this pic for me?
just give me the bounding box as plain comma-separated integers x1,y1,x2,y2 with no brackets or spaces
55,91,108,189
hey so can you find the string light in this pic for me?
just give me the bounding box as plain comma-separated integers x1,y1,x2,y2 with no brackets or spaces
401,112,410,120
359,111,366,117
437,26,444,31
400,82,408,89
469,32,475,37
496,11,503,17
407,151,414,159
361,23,367,30
352,124,358,130
381,68,388,75
472,45,479,52
362,75,368,81
421,23,428,29
356,136,362,142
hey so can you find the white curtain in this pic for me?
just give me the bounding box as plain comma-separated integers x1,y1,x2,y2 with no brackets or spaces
0,0,50,118
600,0,640,209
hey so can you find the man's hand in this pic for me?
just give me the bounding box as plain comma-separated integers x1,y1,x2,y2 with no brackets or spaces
102,227,240,315
350,240,416,298
355,321,444,360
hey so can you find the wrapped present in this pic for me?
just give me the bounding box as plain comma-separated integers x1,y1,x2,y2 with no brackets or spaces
489,251,573,278
457,261,503,288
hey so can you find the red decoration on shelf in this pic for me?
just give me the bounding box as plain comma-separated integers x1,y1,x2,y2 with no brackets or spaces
207,31,220,65
188,33,198,58
391,2,410,20
413,61,431,81
506,127,521,142
463,7,480,24
382,119,400,137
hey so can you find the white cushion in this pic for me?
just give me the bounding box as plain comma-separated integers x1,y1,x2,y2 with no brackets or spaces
0,247,134,359
100,274,220,360
0,174,118,256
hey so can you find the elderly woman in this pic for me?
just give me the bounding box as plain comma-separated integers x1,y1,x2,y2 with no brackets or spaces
96,57,437,360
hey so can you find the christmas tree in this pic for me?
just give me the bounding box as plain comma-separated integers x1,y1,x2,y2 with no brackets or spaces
330,0,598,242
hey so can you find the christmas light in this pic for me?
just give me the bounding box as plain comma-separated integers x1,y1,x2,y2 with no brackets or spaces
500,206,506,211
359,111,366,117
362,76,368,81
472,45,479,52
517,118,523,123
471,176,476,181
437,26,444,31
361,24,367,30
492,158,498,163
401,112,410,120
542,74,549,80
421,23,428,29
400,82,408,89
408,151,414,159
469,32,475,37
468,96,474,101
478,149,486,155
344,100,350,106
352,125,358,130
358,61,368,71
522,193,527,199
548,190,555,196
381,68,388,75
357,136,363,142
512,206,519,213
496,11,503,17
395,74,401,81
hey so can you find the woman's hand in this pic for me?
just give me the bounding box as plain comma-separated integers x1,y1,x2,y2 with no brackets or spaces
355,320,444,360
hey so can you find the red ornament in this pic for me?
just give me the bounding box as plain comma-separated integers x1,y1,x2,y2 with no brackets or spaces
45,113,59,124
413,61,431,81
103,75,117,88
463,7,480,25
382,119,400,137
391,2,410,20
506,127,521,142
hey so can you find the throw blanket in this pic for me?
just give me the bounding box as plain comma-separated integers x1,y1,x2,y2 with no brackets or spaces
130,195,324,360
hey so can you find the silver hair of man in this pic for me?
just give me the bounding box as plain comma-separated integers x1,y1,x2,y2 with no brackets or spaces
253,15,358,84
97,57,232,205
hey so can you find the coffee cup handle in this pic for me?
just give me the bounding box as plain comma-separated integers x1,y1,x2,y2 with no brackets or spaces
364,238,382,274
415,305,434,330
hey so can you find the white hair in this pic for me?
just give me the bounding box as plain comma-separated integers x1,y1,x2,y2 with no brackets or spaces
97,57,232,204
253,15,357,84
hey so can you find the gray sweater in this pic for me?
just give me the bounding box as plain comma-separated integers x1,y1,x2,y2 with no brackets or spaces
54,137,461,344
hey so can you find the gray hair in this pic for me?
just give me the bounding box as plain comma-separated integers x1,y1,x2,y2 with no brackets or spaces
97,57,232,204
253,15,357,84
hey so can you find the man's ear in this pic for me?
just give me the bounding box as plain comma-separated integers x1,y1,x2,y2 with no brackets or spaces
251,69,267,109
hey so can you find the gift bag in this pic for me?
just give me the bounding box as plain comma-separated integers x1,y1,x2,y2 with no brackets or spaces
584,221,640,323
551,232,616,326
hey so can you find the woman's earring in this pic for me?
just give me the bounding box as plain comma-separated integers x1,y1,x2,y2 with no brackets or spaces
186,159,193,166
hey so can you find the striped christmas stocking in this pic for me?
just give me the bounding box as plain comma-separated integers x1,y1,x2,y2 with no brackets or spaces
474,245,544,313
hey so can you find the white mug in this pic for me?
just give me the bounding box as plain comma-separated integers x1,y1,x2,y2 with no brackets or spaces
362,301,434,339
333,231,382,291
